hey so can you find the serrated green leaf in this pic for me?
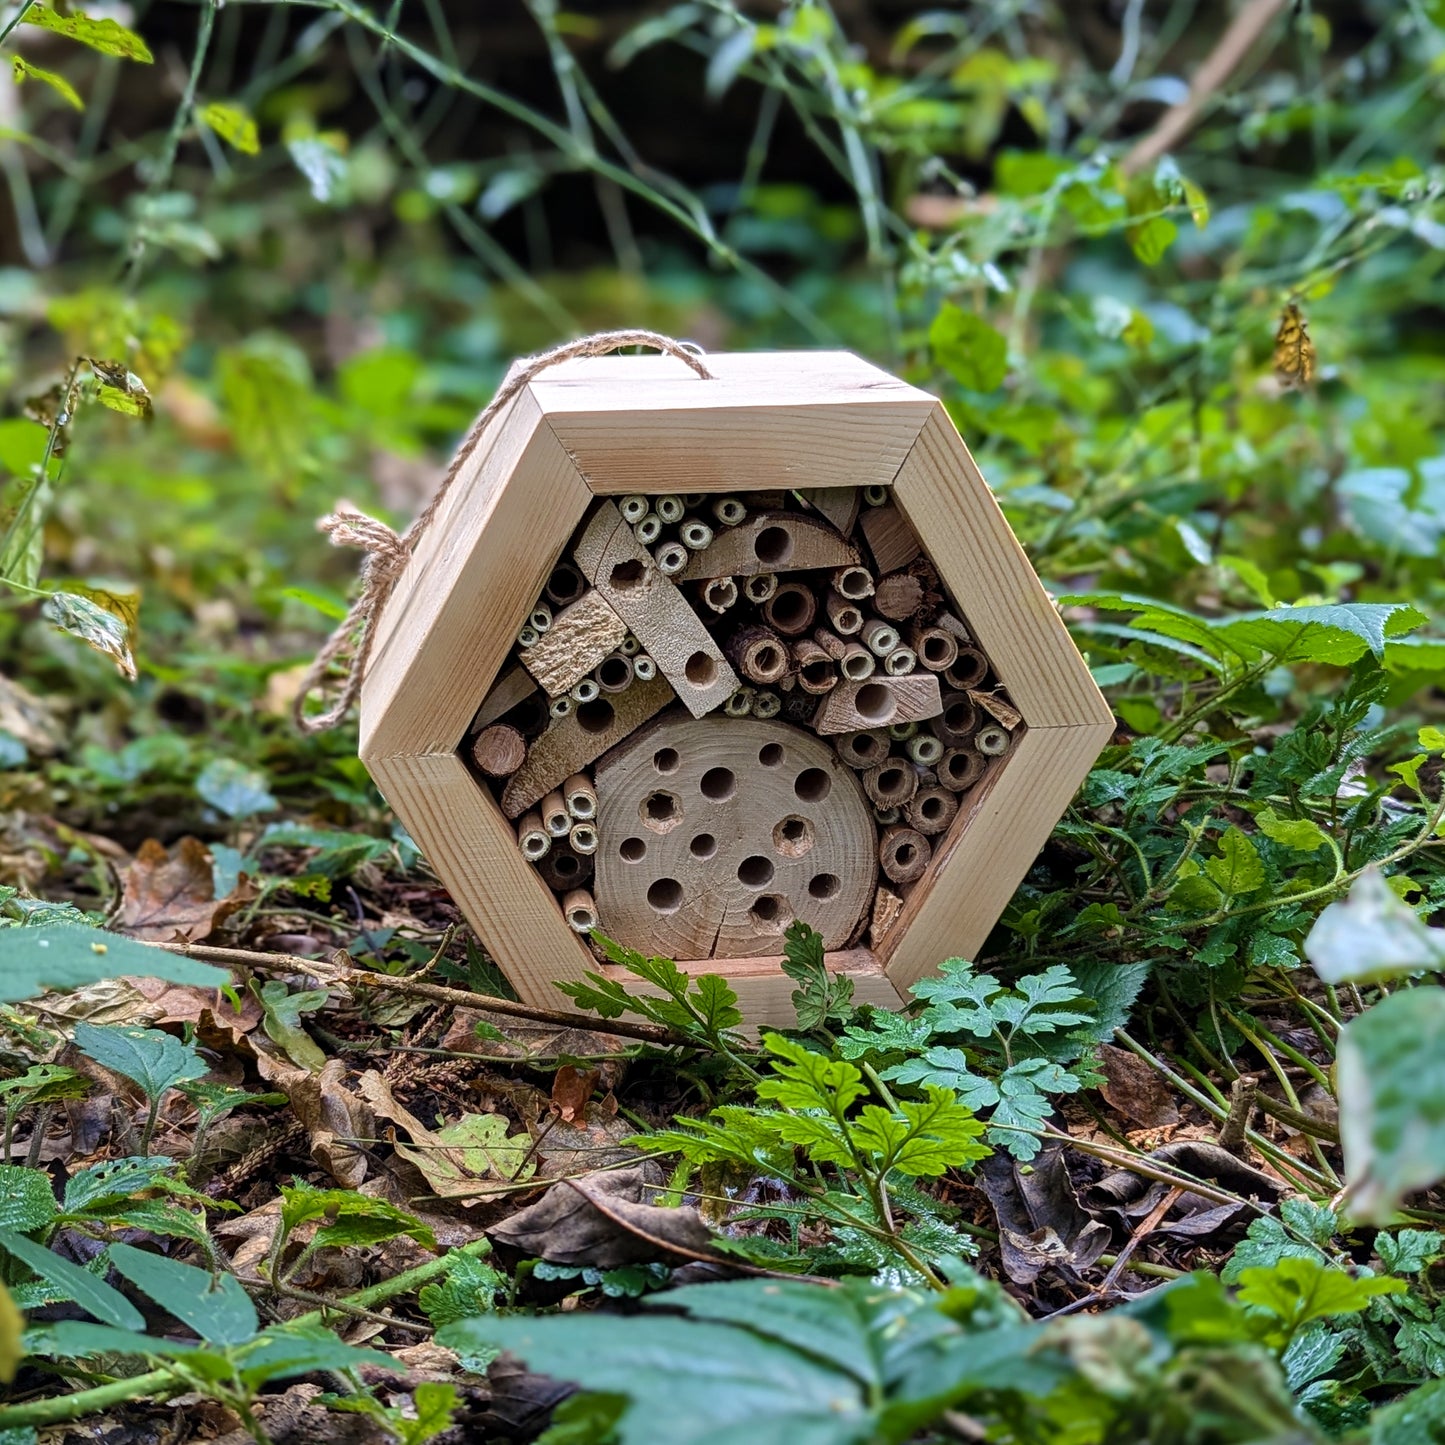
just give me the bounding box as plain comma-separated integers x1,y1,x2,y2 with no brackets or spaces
0,1232,143,1330
1127,214,1177,265
0,1168,56,1234
1204,828,1267,898
73,1022,206,1103
198,101,259,155
1256,808,1330,852
21,5,152,61
10,57,82,110
1237,1257,1404,1339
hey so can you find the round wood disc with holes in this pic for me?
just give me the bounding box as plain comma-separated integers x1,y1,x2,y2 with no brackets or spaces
593,710,875,960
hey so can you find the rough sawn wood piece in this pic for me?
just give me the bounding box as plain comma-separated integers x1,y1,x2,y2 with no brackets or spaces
518,589,629,698
678,510,860,581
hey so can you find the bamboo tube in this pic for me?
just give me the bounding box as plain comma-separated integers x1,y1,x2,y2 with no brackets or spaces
910,624,959,673
763,583,817,637
550,696,574,720
517,812,550,862
834,729,889,769
563,772,597,820
792,638,838,695
943,646,990,691
618,633,641,656
569,822,599,855
682,492,704,507
879,824,931,884
727,624,790,685
863,758,919,809
883,646,917,677
976,724,1013,757
840,643,876,681
595,653,634,693
861,618,900,656
824,591,864,635
743,572,777,603
635,513,663,545
655,541,689,575
517,623,541,648
724,687,754,717
811,628,846,660
712,496,746,526
873,806,901,826
545,561,587,609
862,484,888,506
619,495,649,524
529,602,554,634
873,572,924,621
570,676,601,705
832,565,875,600
472,724,526,779
938,748,988,792
907,733,944,766
541,790,571,837
888,721,918,741
701,576,738,613
656,494,685,523
563,889,598,933
633,655,657,681
539,844,592,892
906,786,959,837
680,519,714,551
935,692,979,746
751,690,782,719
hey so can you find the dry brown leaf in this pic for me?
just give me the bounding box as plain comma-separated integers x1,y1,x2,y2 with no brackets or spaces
254,1053,373,1187
118,836,253,943
549,1065,600,1124
1273,302,1315,389
1098,1044,1182,1129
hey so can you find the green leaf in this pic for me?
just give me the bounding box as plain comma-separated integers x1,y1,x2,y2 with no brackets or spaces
253,980,328,1071
0,1231,143,1330
1127,214,1177,265
21,5,152,61
1336,987,1445,1223
196,757,277,820
0,1168,56,1233
40,591,135,680
107,1243,257,1346
1305,870,1445,984
1376,1229,1444,1275
1204,828,1267,898
29,1319,201,1361
61,1156,200,1215
757,1033,866,1113
1368,1377,1445,1445
9,57,82,110
235,1324,397,1387
1255,808,1330,853
73,1023,206,1103
929,305,1008,392
851,1089,989,1176
1236,1257,1405,1339
280,1183,436,1252
781,920,852,1030
198,101,259,155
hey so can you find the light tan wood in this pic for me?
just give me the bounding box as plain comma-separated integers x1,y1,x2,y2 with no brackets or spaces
563,889,598,933
892,408,1113,728
859,505,922,575
471,664,538,733
678,510,859,581
518,589,628,698
727,624,790,685
593,713,875,960
762,582,818,638
501,673,675,818
517,811,550,862
361,391,589,758
802,487,860,535
812,674,942,735
840,642,875,681
574,501,738,718
880,824,931,885
832,565,875,600
971,689,1024,730
811,628,846,661
870,887,903,948
541,790,571,836
472,724,525,778
825,591,864,636
527,351,934,496
874,572,925,620
905,786,958,836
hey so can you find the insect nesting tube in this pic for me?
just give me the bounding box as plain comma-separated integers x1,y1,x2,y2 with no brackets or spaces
763,582,817,637
517,812,550,862
539,844,593,892
839,643,875,681
595,653,635,694
549,695,574,720
680,519,714,551
723,687,755,717
905,786,959,837
861,618,900,657
825,591,865,636
883,646,917,677
619,494,650,524
545,560,587,609
743,572,778,604
633,655,658,682
943,646,990,692
834,728,889,769
751,690,782,719
541,790,571,837
655,541,690,576
879,824,930,885
712,496,747,526
564,772,597,819
563,889,598,933
702,577,739,613
570,822,599,855
975,724,1013,757
907,732,944,766
792,637,838,695
529,602,553,634
570,676,601,705
863,758,919,809
937,747,988,793
635,513,663,545
655,494,686,524
728,624,790,685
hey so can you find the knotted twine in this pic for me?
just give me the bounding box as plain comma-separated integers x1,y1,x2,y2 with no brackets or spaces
293,330,714,735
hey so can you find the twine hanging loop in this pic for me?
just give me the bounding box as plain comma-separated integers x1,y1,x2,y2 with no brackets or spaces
293,329,713,734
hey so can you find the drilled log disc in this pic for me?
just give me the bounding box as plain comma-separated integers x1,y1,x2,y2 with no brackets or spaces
593,710,875,960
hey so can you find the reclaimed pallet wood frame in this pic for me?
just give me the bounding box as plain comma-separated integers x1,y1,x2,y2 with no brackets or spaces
360,351,1113,1026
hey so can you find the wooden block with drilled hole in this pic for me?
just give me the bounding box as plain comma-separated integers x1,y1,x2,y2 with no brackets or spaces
518,590,628,698
574,501,738,717
500,673,674,817
677,510,860,581
811,674,942,736
858,504,921,575
471,664,538,732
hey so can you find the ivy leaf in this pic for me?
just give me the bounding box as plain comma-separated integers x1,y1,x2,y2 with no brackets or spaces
929,304,1008,392
73,1023,206,1104
21,4,153,61
1204,828,1267,898
10,56,83,109
198,101,259,155
253,980,328,1072
1336,987,1445,1223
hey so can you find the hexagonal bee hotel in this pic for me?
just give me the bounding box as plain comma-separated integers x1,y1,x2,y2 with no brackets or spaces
360,352,1113,1025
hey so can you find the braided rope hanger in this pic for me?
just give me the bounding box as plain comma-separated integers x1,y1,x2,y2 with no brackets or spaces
293,330,713,735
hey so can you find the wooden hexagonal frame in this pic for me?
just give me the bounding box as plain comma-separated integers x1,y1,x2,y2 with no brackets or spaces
360,351,1113,1025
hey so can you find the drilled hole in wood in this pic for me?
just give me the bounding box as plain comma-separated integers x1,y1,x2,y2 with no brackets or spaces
610,559,646,591
854,683,895,725
738,855,775,888
641,791,683,833
689,833,717,860
773,815,814,858
749,894,788,928
684,651,718,687
759,743,785,767
700,767,737,801
653,747,681,774
647,878,684,913
619,837,647,863
794,767,831,803
576,699,616,734
808,873,840,900
753,525,793,566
